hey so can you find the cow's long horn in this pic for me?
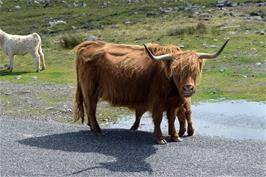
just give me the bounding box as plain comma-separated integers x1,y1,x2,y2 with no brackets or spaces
197,39,230,59
144,44,173,61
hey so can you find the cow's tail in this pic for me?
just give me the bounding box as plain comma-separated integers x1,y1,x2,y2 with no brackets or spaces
74,49,85,123
74,81,85,123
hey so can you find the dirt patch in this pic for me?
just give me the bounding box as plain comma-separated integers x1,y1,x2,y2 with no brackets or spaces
0,81,131,125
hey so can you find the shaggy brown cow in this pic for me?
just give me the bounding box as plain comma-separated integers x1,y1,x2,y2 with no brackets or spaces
74,40,229,144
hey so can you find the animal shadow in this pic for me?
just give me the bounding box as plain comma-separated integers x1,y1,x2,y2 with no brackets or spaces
0,69,32,76
18,129,157,174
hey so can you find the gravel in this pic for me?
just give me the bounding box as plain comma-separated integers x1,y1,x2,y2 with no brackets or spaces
1,117,265,177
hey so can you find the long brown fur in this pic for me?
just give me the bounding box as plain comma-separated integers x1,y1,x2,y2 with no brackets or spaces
74,41,203,143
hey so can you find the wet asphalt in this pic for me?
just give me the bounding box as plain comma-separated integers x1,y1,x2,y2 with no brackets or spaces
1,117,265,177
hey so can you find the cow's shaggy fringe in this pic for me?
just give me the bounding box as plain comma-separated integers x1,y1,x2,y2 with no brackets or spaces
0,29,45,72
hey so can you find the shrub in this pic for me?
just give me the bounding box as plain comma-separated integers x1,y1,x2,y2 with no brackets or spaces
196,22,207,34
59,34,84,49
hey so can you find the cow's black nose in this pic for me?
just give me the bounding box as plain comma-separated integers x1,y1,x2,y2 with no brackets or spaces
183,84,194,91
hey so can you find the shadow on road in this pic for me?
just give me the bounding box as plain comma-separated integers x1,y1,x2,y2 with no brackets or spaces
19,129,156,174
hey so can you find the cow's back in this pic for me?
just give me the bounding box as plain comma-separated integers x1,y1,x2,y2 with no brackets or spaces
76,41,164,110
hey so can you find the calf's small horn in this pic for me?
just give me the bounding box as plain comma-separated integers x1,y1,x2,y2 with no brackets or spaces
143,44,173,61
197,39,230,59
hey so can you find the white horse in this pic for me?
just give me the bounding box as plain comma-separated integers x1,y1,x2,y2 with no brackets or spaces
0,29,46,72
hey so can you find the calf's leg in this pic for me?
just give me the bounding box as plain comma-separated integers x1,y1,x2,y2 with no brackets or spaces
38,46,46,70
31,51,41,72
7,54,14,72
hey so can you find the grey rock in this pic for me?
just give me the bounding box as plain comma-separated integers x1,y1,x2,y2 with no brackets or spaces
16,75,22,80
124,20,132,25
160,7,173,14
251,16,263,21
257,2,266,7
256,31,265,35
86,35,97,41
32,76,38,81
48,20,66,27
216,0,226,8
219,68,225,73
15,5,21,9
199,13,212,21
250,10,265,18
216,0,238,8
110,24,119,28
73,1,86,8
99,2,108,8
27,0,50,6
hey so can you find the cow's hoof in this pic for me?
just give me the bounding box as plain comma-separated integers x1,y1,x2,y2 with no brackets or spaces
157,139,167,145
178,130,186,137
130,125,138,131
187,127,195,136
187,131,195,136
171,136,183,142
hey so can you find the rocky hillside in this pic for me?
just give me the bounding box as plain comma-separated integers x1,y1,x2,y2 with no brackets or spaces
0,0,265,35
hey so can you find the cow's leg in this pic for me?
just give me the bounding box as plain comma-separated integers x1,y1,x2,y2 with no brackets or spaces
182,99,194,136
185,105,194,136
84,96,102,135
130,109,145,130
167,107,182,142
177,106,187,137
38,46,46,71
31,51,41,72
7,54,14,72
84,100,102,135
152,109,166,145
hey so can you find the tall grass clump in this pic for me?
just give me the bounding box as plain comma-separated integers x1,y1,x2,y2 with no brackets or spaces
168,22,207,36
59,34,84,49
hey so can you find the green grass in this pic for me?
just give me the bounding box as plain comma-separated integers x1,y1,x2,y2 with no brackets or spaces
0,0,265,102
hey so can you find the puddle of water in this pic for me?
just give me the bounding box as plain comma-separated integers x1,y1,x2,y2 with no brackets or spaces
106,100,266,141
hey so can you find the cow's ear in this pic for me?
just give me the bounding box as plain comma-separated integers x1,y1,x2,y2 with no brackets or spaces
198,59,205,71
162,60,173,79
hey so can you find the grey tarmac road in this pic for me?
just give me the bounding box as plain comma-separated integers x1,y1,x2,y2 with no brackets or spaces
1,117,265,177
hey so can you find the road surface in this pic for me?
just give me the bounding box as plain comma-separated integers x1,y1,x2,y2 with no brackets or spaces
1,117,265,177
